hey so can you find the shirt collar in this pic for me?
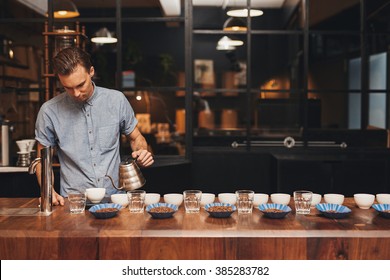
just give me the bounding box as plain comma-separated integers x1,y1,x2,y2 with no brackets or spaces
64,81,98,108
85,81,98,106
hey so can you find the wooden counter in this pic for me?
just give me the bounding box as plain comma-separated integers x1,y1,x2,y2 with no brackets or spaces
1,198,390,260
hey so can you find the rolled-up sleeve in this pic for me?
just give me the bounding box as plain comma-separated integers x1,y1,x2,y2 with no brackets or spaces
35,104,56,147
120,94,138,136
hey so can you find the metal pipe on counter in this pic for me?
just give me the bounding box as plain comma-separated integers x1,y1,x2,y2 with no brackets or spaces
29,146,52,214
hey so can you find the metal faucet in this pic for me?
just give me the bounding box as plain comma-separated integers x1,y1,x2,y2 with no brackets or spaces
29,146,52,214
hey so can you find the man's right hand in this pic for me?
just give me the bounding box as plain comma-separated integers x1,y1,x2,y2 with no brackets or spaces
52,189,65,206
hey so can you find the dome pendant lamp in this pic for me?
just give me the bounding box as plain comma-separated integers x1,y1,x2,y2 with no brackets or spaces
91,28,118,44
216,36,244,51
223,17,247,32
227,8,263,17
53,0,80,18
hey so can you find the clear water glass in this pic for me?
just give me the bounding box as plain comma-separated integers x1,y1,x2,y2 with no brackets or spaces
183,190,202,213
68,191,86,214
294,190,313,214
127,190,146,213
235,190,254,214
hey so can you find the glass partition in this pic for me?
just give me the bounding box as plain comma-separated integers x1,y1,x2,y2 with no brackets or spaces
1,0,390,159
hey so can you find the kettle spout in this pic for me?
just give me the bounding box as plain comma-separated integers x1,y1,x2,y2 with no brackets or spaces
105,174,123,190
28,157,41,174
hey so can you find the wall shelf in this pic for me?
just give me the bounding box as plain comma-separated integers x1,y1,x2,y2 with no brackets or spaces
42,21,86,101
0,56,28,69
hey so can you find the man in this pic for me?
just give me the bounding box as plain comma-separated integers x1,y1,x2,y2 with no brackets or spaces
35,47,153,206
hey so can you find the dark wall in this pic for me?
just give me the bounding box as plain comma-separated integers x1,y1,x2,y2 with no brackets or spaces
191,148,390,197
0,168,61,198
0,172,40,197
275,156,389,196
191,150,276,194
0,163,190,198
2,148,390,198
141,162,191,194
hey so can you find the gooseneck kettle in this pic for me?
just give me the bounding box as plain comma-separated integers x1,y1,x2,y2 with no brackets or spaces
106,157,146,191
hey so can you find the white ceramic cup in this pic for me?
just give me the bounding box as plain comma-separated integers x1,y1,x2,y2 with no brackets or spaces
311,193,322,207
324,193,344,205
86,187,106,204
376,193,390,204
253,193,269,207
163,193,184,206
218,193,236,205
270,193,291,205
145,193,161,205
354,193,375,209
111,193,129,207
200,193,215,207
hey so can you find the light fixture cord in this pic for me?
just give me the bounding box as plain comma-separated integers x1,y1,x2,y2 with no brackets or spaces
222,0,230,10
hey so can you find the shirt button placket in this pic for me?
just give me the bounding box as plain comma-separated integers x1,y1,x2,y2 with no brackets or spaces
86,106,97,175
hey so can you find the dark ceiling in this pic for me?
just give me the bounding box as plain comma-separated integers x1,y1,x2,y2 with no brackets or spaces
75,0,162,8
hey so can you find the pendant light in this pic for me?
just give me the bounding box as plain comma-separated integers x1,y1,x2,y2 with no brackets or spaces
91,28,118,44
223,17,247,32
53,0,80,18
227,8,263,17
216,36,243,51
223,0,263,17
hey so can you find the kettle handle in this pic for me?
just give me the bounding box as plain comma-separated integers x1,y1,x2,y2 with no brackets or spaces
124,155,139,164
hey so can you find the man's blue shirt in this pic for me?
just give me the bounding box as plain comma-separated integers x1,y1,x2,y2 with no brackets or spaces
35,83,137,196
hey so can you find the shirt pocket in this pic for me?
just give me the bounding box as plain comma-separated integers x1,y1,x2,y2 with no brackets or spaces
99,124,119,151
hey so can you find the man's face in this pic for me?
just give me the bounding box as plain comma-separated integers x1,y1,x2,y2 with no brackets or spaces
58,65,95,103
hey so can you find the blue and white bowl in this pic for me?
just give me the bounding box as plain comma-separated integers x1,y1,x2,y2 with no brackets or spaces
372,204,390,219
89,203,122,219
258,203,292,219
204,202,236,218
316,203,351,219
146,203,178,219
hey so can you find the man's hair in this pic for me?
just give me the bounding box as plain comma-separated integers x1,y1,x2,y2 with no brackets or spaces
52,47,92,76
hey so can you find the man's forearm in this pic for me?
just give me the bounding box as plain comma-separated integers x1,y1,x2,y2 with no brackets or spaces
35,163,42,187
130,134,148,151
127,127,149,152
34,162,55,189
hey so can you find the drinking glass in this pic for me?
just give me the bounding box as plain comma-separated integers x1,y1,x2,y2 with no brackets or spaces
68,191,86,214
294,190,313,214
235,190,254,214
127,190,146,213
183,190,202,213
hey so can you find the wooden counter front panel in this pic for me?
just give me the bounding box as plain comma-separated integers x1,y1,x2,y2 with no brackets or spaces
307,238,390,260
100,237,237,260
99,236,390,260
0,233,98,260
99,237,307,260
4,235,389,260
